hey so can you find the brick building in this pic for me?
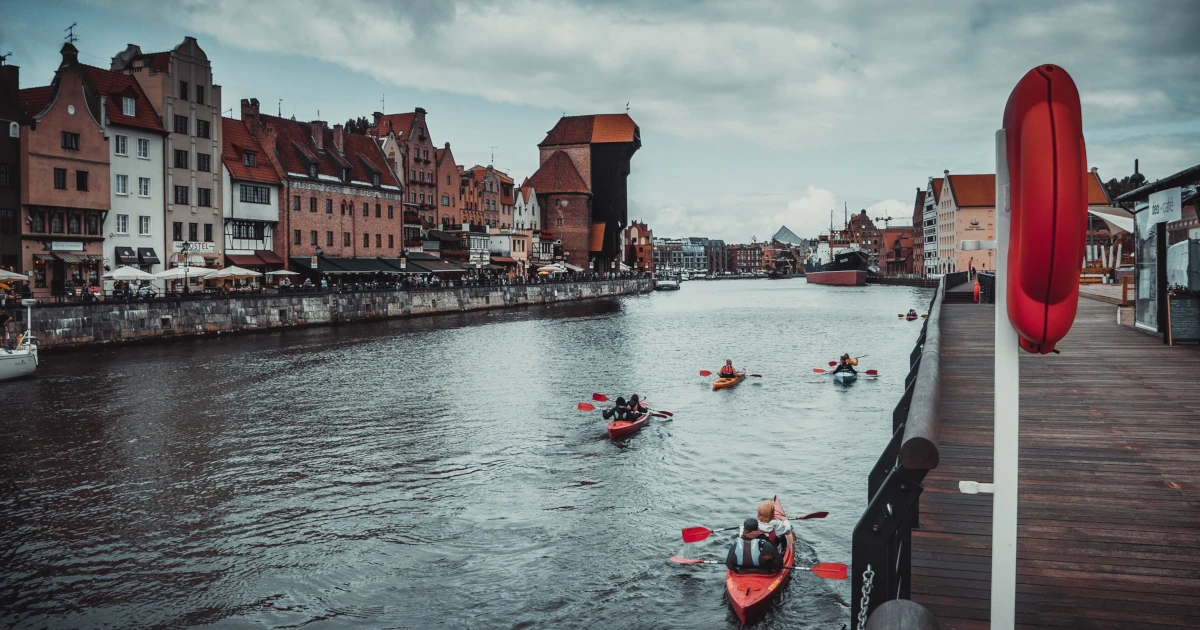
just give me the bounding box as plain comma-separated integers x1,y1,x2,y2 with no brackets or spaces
624,220,653,274
371,108,437,227
220,116,282,270
434,143,460,227
18,44,111,299
727,243,763,273
0,60,25,274
239,98,404,272
911,187,925,276
846,209,882,266
469,165,507,228
527,150,591,269
458,165,484,226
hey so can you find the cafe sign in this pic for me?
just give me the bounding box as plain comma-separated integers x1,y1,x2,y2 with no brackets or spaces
172,241,216,253
1148,187,1182,227
49,241,84,251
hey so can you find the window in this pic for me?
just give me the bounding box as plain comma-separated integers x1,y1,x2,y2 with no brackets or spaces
341,168,350,182
244,151,256,167
174,115,189,134
115,174,128,195
179,81,189,100
30,210,45,233
0,164,8,188
376,233,382,248
293,195,301,212
139,216,151,236
61,131,80,150
375,204,381,218
363,233,370,248
204,223,213,242
76,170,88,191
343,232,350,246
442,195,449,206
197,153,211,172
293,229,301,245
308,164,317,178
310,197,317,213
196,120,210,139
175,149,189,169
387,205,394,219
410,192,416,202
388,234,394,248
0,209,14,235
188,223,198,241
173,222,183,241
68,214,81,235
371,173,379,187
556,218,563,227
326,231,333,247
410,169,416,180
136,176,149,198
362,203,368,217
240,185,271,204
116,214,129,234
195,86,205,105
419,193,425,204
310,230,317,246
340,201,346,215
51,213,64,233
137,138,150,159
446,175,450,185
197,187,212,207
326,199,333,214
175,185,189,205
115,134,128,156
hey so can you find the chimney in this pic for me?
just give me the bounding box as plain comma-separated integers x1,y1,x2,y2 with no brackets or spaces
332,123,344,154
60,43,79,69
241,98,259,126
1091,167,1098,174
415,107,426,116
311,120,325,152
1134,159,1139,175
943,169,949,176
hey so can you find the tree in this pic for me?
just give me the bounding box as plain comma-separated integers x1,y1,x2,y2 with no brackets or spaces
1104,176,1144,202
343,116,370,134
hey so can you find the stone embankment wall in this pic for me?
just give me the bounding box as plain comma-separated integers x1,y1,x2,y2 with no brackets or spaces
23,279,652,350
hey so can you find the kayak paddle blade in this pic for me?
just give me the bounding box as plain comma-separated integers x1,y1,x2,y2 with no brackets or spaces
592,393,608,402
749,374,762,378
699,370,712,377
796,511,829,520
681,527,714,543
577,402,596,411
655,410,674,417
809,562,848,580
812,368,826,373
669,556,710,565
865,370,879,376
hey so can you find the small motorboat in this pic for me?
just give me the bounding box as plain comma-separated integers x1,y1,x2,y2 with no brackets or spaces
0,299,38,382
726,496,796,623
655,278,681,291
607,408,651,439
833,371,857,385
712,370,746,391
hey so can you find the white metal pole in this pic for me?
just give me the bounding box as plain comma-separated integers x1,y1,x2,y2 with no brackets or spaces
991,129,1019,629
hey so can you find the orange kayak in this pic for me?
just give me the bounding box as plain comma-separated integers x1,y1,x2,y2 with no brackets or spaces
606,409,650,439
725,496,794,623
712,371,745,391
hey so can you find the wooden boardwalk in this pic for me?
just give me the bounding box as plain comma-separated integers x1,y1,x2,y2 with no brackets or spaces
910,299,1200,629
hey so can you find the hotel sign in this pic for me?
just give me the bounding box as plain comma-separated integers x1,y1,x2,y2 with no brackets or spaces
49,241,84,251
172,241,216,253
1148,187,1182,227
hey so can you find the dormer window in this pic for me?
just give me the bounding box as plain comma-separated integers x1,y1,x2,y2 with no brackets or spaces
308,164,317,179
122,97,135,116
243,151,256,167
371,173,380,187
342,168,350,182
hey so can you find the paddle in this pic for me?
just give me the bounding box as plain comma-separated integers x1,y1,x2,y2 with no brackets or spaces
668,558,848,580
699,370,712,377
865,369,878,376
579,401,673,419
681,512,829,543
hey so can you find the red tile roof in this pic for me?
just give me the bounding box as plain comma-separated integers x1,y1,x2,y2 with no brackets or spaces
930,178,943,204
258,113,401,188
221,117,280,184
373,112,418,140
126,51,170,72
1087,171,1113,206
539,113,638,146
519,185,534,201
80,65,164,133
527,150,589,194
18,86,54,117
946,174,996,208
589,223,606,252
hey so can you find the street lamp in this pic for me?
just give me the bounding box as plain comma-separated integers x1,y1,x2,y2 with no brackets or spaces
180,241,192,294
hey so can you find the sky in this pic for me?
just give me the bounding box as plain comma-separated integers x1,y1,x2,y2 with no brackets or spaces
4,0,1199,242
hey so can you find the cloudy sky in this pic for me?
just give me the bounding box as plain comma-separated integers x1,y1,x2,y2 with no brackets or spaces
5,0,1199,241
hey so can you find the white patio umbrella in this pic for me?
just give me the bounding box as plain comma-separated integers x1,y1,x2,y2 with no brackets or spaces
208,265,262,280
266,270,300,276
0,269,28,282
104,265,156,281
155,266,216,280
537,264,566,274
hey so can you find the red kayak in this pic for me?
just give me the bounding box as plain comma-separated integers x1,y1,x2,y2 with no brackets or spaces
607,408,650,439
725,496,795,623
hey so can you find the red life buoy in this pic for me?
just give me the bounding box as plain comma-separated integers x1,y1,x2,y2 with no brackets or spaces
973,281,981,303
1003,65,1088,354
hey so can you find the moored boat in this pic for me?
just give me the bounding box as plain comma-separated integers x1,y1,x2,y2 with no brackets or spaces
655,279,681,291
607,409,650,439
0,300,38,382
712,371,745,391
725,496,795,623
805,249,870,286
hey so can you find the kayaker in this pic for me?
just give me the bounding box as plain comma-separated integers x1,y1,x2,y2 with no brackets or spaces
603,397,633,421
832,353,858,375
908,309,917,318
725,519,781,574
628,394,647,414
755,500,792,550
718,359,738,379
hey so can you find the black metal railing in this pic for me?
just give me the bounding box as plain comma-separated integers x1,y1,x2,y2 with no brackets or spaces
979,271,996,304
851,278,946,629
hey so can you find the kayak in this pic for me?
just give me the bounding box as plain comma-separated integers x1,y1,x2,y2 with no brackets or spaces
607,408,650,439
906,314,918,321
726,496,795,623
712,370,746,391
833,371,857,384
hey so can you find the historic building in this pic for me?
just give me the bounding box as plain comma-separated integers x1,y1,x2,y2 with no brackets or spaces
514,181,540,230
911,187,925,275
434,143,460,227
0,60,25,274
111,37,224,269
923,177,942,276
941,173,997,274
469,165,503,228
625,221,653,274
531,113,640,271
371,108,437,227
238,98,404,270
18,44,111,299
220,116,283,270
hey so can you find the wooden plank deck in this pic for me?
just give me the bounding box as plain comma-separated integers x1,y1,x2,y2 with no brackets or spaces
910,299,1200,629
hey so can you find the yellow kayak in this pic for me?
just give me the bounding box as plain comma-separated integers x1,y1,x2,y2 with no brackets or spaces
712,371,746,390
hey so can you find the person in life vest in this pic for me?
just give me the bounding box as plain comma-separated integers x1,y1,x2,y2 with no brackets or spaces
718,359,738,379
754,500,792,551
603,397,633,421
908,309,918,318
725,518,781,574
832,353,858,375
628,394,647,415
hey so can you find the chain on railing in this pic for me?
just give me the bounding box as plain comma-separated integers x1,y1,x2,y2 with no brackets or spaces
856,563,875,630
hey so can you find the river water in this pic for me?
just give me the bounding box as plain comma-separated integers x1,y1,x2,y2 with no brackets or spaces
1,279,933,629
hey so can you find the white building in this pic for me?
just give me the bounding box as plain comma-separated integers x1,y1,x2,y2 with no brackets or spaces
514,184,540,230
923,176,941,276
93,66,167,283
220,117,282,269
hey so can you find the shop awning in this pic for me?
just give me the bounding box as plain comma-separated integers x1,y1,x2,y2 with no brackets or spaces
289,256,349,274
33,254,55,261
55,253,88,264
138,248,160,265
411,259,467,274
115,246,138,265
322,257,382,274
255,250,285,265
226,253,265,267
491,256,518,264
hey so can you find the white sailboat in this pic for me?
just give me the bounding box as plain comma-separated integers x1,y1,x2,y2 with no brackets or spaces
0,299,39,381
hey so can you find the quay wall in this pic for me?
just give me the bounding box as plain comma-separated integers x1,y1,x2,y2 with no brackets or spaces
22,279,652,351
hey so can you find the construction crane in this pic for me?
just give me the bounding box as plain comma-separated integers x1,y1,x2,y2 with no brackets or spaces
874,215,896,229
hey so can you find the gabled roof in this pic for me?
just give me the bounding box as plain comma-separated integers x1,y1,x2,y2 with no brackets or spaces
772,225,804,245
1087,171,1113,206
946,174,996,208
80,65,164,133
527,150,589,194
373,112,418,140
221,117,280,184
519,185,535,202
258,113,401,189
929,177,943,204
539,113,638,146
18,86,55,117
